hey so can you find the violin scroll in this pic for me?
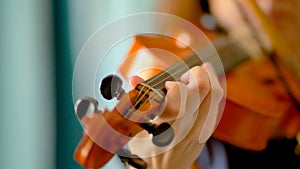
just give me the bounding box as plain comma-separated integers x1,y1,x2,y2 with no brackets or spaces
99,74,175,147
74,75,176,168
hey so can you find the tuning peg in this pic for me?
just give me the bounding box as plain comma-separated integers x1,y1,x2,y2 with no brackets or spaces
74,97,98,120
117,148,147,169
100,74,125,100
140,122,174,147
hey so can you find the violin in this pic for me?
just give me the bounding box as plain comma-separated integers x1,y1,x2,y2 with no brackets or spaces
73,2,300,169
118,24,300,151
118,6,300,152
73,21,251,168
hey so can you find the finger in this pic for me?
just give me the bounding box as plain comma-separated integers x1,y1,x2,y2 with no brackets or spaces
177,63,224,144
202,63,224,102
129,75,144,88
197,63,224,143
181,65,210,95
157,81,188,122
180,66,211,113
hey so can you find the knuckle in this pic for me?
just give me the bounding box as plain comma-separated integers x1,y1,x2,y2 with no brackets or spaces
196,77,210,93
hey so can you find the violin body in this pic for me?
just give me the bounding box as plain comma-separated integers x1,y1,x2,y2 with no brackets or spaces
118,30,300,151
214,58,300,150
73,18,300,169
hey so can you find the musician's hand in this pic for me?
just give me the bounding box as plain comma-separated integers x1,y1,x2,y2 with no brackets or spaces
128,63,224,169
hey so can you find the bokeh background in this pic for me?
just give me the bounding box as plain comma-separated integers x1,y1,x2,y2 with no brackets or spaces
0,0,156,168
1,0,300,169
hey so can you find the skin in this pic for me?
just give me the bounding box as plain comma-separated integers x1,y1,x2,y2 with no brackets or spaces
127,0,300,168
128,64,224,169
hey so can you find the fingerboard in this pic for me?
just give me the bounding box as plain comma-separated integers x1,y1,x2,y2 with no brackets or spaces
143,36,249,92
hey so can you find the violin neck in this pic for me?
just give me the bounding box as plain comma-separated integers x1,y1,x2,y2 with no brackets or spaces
143,36,249,92
143,54,202,92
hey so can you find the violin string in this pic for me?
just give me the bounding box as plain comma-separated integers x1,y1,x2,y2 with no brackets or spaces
132,37,249,114
126,13,287,119
133,87,162,121
133,86,151,110
124,84,148,119
141,59,193,89
131,55,214,120
134,88,155,120
133,84,146,104
152,66,189,88
142,56,204,90
133,56,206,114
145,38,246,89
141,38,242,87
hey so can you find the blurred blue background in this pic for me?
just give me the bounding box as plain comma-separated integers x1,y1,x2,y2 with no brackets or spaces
0,0,156,168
